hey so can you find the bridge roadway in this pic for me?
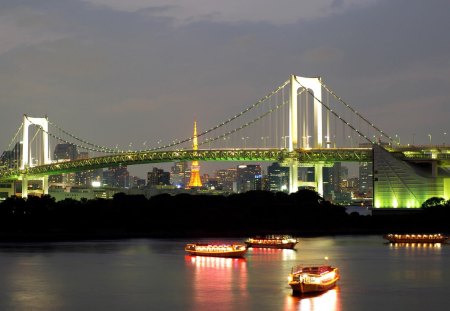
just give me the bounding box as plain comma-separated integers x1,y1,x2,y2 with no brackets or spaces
0,148,373,181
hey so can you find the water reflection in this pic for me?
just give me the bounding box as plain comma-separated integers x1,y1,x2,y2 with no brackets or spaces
388,243,442,250
248,248,297,261
284,287,342,311
5,256,64,310
186,255,248,311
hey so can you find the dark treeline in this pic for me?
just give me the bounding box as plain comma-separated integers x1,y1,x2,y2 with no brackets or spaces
0,190,449,241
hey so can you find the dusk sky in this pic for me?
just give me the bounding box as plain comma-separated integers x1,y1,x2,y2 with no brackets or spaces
1,0,450,178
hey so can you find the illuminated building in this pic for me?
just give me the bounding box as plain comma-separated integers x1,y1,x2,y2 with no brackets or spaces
103,166,130,188
147,167,170,186
215,168,237,192
187,121,202,188
50,143,78,185
373,144,450,208
267,162,289,192
236,164,262,193
171,161,188,188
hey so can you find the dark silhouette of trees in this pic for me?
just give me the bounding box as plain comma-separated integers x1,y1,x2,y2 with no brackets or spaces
1,190,448,240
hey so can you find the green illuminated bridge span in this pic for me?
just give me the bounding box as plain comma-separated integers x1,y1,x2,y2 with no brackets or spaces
0,148,373,180
3,74,450,207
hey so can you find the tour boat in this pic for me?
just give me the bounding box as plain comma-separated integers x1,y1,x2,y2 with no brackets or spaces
288,265,340,295
383,233,449,244
245,235,298,249
184,243,247,258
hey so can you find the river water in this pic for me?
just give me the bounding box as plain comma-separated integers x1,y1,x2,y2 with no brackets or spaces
0,235,448,311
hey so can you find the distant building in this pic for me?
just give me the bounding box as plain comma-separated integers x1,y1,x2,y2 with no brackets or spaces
103,166,130,188
54,143,78,161
323,163,347,201
359,142,374,196
0,142,21,168
215,168,237,192
359,162,373,195
147,167,170,186
267,162,289,192
236,164,262,193
171,161,188,188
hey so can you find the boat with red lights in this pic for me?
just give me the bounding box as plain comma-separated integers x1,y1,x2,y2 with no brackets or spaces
384,233,448,243
184,243,247,258
288,265,339,295
245,235,298,249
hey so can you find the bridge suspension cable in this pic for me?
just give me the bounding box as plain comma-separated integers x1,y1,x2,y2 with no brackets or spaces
47,119,121,153
293,76,392,145
197,88,306,147
141,79,291,151
319,79,392,143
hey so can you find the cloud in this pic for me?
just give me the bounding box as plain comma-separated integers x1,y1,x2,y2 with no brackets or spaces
0,7,67,55
80,0,380,25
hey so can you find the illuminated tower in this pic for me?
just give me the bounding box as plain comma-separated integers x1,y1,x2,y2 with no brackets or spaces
187,121,203,188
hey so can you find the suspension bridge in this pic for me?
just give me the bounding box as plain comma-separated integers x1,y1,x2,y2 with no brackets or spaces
1,74,450,208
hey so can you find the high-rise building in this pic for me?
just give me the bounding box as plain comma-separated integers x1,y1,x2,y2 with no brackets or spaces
147,167,170,186
215,168,237,192
267,162,289,192
50,143,78,185
171,161,188,188
359,143,374,196
54,143,78,161
0,142,21,168
187,121,202,188
236,164,262,193
103,166,130,188
359,162,373,195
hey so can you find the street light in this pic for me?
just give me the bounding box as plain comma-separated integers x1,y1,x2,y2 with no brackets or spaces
261,136,269,148
242,136,249,148
395,134,400,146
428,134,432,145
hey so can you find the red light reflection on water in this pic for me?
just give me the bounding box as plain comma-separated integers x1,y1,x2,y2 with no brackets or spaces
249,248,297,261
186,255,248,311
284,287,342,311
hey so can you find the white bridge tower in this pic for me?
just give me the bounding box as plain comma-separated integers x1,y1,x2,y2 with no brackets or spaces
21,115,51,198
288,75,326,195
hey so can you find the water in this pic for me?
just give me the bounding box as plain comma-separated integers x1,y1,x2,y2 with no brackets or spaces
0,236,448,311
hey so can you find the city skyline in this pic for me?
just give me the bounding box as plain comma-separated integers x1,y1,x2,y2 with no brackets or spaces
1,0,450,178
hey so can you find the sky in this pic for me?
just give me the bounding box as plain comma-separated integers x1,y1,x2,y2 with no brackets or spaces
1,0,450,178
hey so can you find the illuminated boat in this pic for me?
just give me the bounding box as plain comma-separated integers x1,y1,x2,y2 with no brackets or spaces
383,233,448,243
288,265,339,295
245,235,298,249
184,243,247,258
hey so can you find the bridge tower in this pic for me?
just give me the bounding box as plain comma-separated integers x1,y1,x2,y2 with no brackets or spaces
187,120,203,188
289,75,325,195
21,115,51,198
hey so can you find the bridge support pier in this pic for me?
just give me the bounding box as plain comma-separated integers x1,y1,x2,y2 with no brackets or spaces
21,176,28,198
289,160,299,193
315,164,324,197
42,176,49,195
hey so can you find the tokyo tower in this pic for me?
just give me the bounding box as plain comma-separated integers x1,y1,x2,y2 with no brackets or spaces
187,120,203,188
